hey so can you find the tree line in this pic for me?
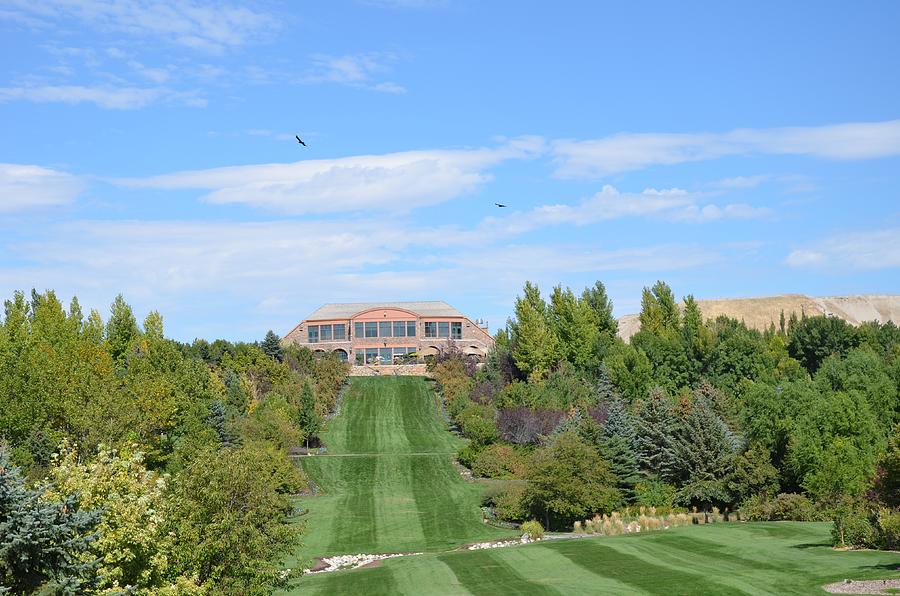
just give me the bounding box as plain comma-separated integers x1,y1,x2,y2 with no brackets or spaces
431,280,900,548
0,290,348,595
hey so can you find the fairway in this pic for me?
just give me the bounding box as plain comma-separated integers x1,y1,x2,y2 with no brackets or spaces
286,377,514,563
295,522,900,595
284,377,900,595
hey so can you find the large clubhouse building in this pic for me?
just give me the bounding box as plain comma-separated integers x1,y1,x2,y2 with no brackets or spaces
284,301,494,365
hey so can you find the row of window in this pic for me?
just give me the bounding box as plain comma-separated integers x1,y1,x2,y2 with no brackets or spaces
308,320,463,342
353,320,417,339
355,346,416,365
424,321,462,339
307,324,347,343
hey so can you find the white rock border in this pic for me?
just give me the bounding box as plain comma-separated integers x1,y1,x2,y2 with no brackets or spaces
304,552,423,574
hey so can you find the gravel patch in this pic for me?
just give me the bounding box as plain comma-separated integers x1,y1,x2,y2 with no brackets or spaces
822,578,900,594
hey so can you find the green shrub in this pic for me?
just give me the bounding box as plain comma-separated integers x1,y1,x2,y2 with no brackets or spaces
742,493,820,521
877,509,900,550
634,480,676,509
520,520,544,540
832,506,875,548
457,443,482,468
494,483,528,522
472,445,525,479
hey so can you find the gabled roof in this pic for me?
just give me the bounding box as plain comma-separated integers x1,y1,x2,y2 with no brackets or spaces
305,301,466,321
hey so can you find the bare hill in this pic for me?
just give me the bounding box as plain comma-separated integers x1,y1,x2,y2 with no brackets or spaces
616,294,900,341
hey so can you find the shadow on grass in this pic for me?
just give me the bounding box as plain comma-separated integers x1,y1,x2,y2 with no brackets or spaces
792,542,831,549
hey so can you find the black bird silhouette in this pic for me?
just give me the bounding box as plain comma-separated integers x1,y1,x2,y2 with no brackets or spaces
295,135,306,146
495,202,507,208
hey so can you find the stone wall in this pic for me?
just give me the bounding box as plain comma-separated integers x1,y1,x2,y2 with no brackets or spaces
349,364,431,377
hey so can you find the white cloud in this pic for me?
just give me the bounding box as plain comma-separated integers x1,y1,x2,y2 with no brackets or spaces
553,120,900,178
0,164,84,212
115,137,545,214
786,227,900,271
0,84,205,109
2,217,722,339
304,53,407,93
1,1,278,53
481,185,770,235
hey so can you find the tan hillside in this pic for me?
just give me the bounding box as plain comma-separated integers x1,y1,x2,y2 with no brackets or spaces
616,294,900,341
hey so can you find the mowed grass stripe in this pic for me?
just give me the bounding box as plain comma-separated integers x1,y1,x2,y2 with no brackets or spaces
439,550,561,596
297,377,512,561
548,537,740,595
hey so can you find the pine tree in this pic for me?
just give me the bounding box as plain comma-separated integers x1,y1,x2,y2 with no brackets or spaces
0,447,99,593
224,369,248,416
634,387,679,480
601,398,642,500
207,400,238,447
261,330,283,362
298,381,321,449
595,362,619,404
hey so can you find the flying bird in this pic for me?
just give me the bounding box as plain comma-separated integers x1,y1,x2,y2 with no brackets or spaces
495,203,507,208
295,135,306,146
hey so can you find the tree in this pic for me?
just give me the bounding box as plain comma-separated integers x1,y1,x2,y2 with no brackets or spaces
633,387,679,480
872,424,900,508
600,398,641,500
0,446,100,594
638,281,681,338
106,294,139,366
603,341,652,402
47,443,181,594
549,286,599,373
788,315,858,374
297,380,321,449
670,398,740,508
260,330,283,362
207,400,239,447
511,282,560,381
165,442,303,594
582,280,618,340
522,432,621,530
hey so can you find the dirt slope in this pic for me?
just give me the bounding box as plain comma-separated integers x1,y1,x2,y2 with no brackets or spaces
617,294,900,341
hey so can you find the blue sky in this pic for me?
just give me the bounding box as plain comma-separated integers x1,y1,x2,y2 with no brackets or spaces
1,0,899,342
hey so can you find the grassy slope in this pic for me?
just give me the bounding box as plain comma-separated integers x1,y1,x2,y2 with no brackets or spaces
285,377,900,595
297,522,900,595
286,377,513,564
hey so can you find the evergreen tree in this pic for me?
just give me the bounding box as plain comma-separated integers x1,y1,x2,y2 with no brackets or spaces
671,398,740,488
595,362,619,404
298,381,321,449
261,330,283,362
634,387,679,480
0,447,100,594
601,398,642,500
207,400,239,447
224,369,248,416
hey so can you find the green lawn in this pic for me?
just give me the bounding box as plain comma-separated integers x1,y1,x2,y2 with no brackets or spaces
283,377,900,595
285,377,514,564
295,522,900,595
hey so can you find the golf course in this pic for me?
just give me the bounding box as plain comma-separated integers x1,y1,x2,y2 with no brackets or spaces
285,377,900,595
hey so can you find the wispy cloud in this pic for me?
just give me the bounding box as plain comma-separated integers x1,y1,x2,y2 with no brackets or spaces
786,227,900,271
0,84,205,109
481,185,771,235
553,120,900,178
304,53,407,93
1,0,278,53
114,137,545,214
0,163,84,212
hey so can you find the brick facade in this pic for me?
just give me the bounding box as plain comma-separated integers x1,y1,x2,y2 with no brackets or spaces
283,301,494,365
